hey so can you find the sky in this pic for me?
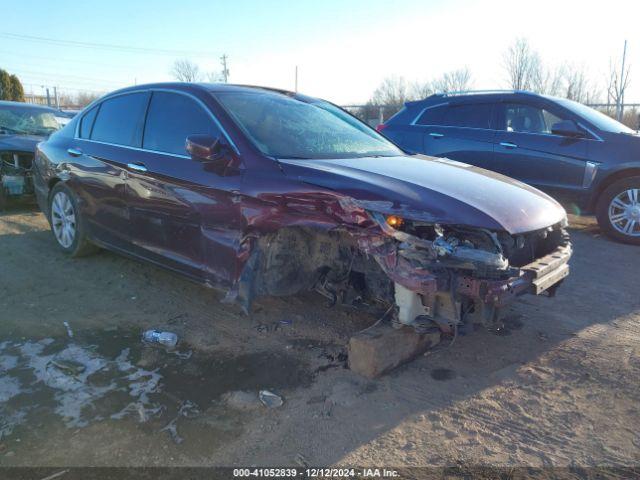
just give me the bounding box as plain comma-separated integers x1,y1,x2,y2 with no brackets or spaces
1,0,638,105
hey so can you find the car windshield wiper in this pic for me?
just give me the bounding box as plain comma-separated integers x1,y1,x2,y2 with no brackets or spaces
0,125,27,134
32,127,58,135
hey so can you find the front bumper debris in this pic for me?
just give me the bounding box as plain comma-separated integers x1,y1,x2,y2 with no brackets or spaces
523,244,572,295
390,241,572,328
456,243,572,307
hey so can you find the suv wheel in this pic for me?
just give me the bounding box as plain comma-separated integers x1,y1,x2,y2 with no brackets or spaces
596,176,640,245
48,183,99,256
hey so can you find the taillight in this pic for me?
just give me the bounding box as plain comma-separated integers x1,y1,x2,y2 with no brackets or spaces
376,123,387,132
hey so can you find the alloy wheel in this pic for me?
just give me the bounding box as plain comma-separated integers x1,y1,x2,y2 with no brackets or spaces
51,191,77,248
608,188,640,237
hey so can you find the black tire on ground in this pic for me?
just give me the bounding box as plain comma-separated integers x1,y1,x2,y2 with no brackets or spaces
48,182,99,257
595,176,640,245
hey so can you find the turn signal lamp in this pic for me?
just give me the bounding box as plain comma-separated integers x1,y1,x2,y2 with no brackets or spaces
385,215,404,228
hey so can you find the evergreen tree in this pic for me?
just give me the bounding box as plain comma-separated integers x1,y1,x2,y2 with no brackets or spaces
9,74,25,102
0,69,12,100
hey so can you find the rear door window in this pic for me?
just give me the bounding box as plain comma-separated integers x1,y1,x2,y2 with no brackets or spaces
90,92,149,147
142,91,220,156
441,103,493,129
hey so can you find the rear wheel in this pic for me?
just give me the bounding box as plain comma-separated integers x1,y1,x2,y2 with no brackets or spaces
596,176,640,245
48,183,99,256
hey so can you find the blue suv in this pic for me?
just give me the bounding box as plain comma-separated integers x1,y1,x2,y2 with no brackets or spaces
380,91,640,244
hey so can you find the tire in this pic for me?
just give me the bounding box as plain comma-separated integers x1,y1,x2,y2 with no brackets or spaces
48,183,99,256
595,176,640,245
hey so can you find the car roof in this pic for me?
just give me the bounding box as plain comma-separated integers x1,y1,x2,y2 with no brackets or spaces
0,100,59,112
407,90,550,107
104,82,300,99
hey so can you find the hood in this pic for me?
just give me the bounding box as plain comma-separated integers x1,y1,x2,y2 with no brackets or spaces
602,130,640,149
279,154,567,234
0,134,43,153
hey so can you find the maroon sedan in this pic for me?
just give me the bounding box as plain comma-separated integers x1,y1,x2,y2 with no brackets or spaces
34,83,571,331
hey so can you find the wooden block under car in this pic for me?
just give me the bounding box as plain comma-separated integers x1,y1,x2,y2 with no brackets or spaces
348,322,441,378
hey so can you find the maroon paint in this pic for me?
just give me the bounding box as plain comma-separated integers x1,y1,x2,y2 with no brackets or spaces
34,83,570,312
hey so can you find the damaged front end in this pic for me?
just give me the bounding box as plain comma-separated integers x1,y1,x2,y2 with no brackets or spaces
232,192,571,334
0,151,34,209
359,210,571,332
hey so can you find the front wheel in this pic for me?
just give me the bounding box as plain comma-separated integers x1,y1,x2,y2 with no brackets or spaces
48,183,99,256
595,176,640,245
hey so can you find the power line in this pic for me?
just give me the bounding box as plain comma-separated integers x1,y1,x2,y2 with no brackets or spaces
19,74,115,87
22,83,106,95
12,68,124,86
0,31,220,57
18,74,122,91
0,49,141,70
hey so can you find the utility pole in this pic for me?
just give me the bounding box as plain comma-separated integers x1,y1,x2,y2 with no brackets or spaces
45,87,51,107
295,65,298,92
54,86,59,109
617,40,628,121
220,55,229,83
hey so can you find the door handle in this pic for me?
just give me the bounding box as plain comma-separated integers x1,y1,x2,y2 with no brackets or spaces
67,147,82,157
500,142,518,149
429,132,444,139
127,162,148,172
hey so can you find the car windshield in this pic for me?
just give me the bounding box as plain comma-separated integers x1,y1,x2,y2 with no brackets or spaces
215,91,402,159
0,104,61,136
555,98,635,134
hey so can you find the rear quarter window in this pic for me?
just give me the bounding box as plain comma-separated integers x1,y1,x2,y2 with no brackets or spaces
79,105,99,139
415,105,446,125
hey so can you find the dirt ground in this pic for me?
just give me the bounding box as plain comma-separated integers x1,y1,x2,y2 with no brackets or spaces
1,205,639,468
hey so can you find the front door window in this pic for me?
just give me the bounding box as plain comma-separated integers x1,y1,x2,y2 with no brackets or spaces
502,104,565,134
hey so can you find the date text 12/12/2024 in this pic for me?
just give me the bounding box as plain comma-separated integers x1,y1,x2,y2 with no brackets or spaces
232,468,400,478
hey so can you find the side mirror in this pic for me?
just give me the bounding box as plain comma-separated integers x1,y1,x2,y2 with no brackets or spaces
551,120,585,138
186,134,227,162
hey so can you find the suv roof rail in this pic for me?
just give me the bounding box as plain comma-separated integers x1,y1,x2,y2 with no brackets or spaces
433,89,536,97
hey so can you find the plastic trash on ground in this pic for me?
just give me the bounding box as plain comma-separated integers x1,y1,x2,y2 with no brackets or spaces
259,389,283,408
142,330,178,348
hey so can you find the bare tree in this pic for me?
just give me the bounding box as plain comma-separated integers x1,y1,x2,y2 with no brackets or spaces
364,76,413,123
75,91,101,107
57,91,102,108
607,55,631,121
531,65,565,96
409,80,433,100
170,59,202,82
563,66,601,103
369,76,411,108
206,71,223,83
431,68,473,93
502,38,602,102
503,38,542,91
